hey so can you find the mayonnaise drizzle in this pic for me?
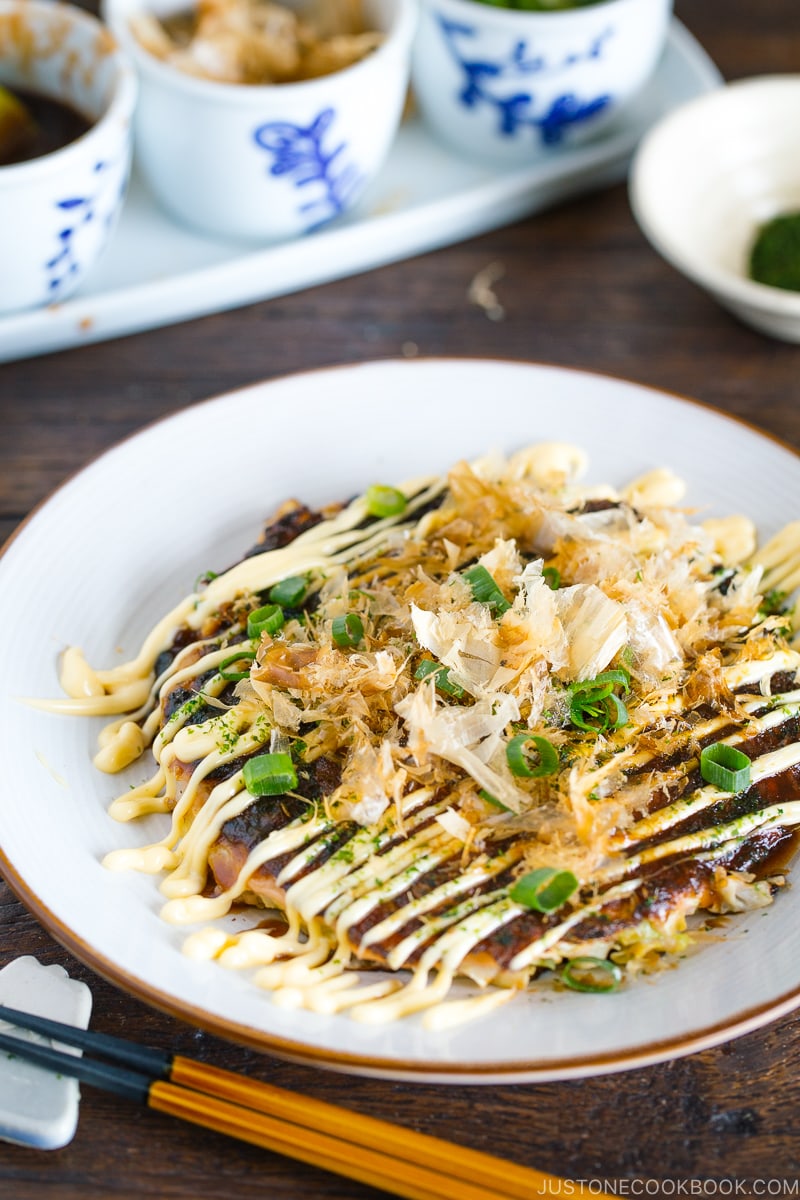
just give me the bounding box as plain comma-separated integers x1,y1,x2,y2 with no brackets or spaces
191,476,445,627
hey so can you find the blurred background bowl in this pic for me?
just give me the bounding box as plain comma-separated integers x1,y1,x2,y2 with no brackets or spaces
630,75,800,343
103,0,417,241
0,0,136,315
410,0,673,165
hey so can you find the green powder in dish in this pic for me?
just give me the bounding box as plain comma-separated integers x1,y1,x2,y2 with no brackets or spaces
749,211,800,293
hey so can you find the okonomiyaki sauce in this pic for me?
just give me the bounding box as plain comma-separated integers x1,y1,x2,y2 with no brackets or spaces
759,825,800,876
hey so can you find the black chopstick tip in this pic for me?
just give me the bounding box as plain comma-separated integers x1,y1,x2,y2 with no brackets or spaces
0,1003,172,1080
0,1029,152,1106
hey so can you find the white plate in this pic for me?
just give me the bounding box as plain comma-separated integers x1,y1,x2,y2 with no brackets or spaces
2,359,799,1084
0,20,719,366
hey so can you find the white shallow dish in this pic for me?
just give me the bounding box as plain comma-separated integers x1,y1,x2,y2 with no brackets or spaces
630,75,800,343
1,358,799,1084
0,20,718,365
0,956,92,1150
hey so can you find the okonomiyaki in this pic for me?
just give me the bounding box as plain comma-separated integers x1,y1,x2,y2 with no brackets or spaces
45,442,800,1027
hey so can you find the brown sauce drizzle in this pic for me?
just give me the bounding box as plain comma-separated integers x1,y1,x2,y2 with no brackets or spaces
756,825,800,877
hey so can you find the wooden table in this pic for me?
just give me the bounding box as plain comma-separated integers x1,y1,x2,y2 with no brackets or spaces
1,1,799,1194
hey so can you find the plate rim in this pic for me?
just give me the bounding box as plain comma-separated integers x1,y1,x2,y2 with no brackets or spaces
2,860,800,1082
3,355,800,1083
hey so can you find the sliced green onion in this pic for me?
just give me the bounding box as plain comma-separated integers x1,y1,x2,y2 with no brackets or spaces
365,484,407,518
568,668,631,732
569,692,628,732
561,956,622,994
194,569,218,590
268,575,308,607
510,867,578,913
243,751,298,796
570,668,631,696
700,742,751,792
218,650,257,682
569,697,605,732
542,566,560,590
598,667,631,692
332,612,364,648
506,733,559,778
603,692,629,729
247,604,284,639
415,659,464,697
571,681,614,702
463,565,511,615
479,788,511,812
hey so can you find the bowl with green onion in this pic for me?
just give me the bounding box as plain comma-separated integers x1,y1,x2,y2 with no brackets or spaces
410,0,672,164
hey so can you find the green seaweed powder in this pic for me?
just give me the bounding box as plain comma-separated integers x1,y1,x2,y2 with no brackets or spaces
749,211,800,293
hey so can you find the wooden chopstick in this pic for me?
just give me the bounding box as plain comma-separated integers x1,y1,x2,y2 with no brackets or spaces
149,1080,503,1200
0,1005,594,1198
0,1027,534,1200
168,1055,562,1199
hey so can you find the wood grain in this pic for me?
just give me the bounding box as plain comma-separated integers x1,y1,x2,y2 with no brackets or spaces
1,1,799,1194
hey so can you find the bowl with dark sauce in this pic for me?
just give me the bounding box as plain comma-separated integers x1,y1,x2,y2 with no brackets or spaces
630,76,800,343
0,0,137,315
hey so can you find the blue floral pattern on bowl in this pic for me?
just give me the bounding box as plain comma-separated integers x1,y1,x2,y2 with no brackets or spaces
438,15,613,144
46,160,124,299
254,108,362,231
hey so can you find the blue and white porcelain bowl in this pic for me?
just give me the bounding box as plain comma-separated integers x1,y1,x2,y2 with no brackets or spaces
103,0,417,241
0,0,136,315
411,0,672,164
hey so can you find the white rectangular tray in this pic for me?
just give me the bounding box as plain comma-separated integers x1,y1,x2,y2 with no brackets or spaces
0,20,719,364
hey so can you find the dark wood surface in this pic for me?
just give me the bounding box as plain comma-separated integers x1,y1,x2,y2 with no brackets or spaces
1,2,799,1195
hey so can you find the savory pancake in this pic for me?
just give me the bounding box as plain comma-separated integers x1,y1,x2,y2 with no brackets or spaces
45,443,800,1026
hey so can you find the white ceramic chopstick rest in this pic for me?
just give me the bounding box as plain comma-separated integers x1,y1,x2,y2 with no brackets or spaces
0,956,92,1149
